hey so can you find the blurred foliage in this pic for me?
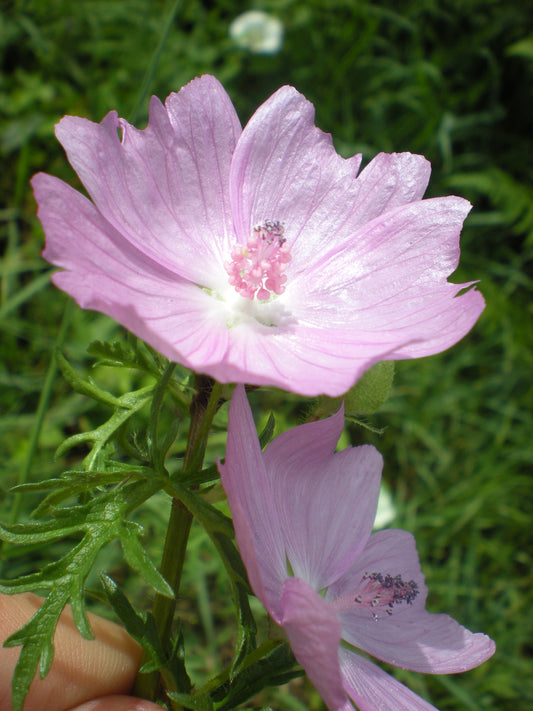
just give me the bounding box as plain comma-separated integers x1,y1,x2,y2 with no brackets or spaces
1,0,532,709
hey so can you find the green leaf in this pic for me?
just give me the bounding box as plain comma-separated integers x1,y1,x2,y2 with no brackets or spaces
0,478,164,711
120,523,174,599
169,691,214,711
165,481,234,539
6,590,82,711
507,36,533,62
212,643,301,711
55,385,154,469
0,505,88,545
258,412,276,449
101,575,194,698
100,574,167,668
180,463,220,487
313,361,395,420
56,349,127,408
213,532,256,674
87,339,160,377
164,624,192,695
148,362,178,474
10,466,156,519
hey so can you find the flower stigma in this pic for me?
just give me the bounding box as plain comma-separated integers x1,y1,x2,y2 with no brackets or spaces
331,571,419,621
225,220,291,301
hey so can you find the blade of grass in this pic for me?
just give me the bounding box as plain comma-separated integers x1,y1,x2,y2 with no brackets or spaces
8,299,73,527
129,0,183,124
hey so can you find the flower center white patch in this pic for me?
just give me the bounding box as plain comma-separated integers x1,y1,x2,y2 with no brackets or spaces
225,220,291,301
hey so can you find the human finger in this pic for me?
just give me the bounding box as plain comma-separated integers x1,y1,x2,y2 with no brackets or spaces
65,694,163,711
0,593,143,711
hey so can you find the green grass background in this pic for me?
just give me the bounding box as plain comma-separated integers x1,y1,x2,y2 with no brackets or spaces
1,1,532,709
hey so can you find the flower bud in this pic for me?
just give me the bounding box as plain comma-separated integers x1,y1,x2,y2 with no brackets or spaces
312,361,395,419
343,361,395,415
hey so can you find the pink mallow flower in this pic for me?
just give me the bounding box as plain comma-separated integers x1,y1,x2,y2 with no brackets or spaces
218,386,496,711
33,75,484,397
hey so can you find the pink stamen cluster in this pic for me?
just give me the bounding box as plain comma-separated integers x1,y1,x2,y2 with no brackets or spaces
225,220,291,301
353,571,418,621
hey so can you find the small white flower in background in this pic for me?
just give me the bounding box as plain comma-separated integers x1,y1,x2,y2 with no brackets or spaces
373,485,396,530
229,10,284,54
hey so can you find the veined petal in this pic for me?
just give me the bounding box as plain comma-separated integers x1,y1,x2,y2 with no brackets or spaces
331,530,496,673
32,172,230,368
298,196,474,314
292,196,485,359
345,152,431,230
339,647,439,711
163,76,242,271
264,414,382,589
35,173,178,281
219,386,287,613
55,75,241,286
280,578,352,711
229,85,362,271
209,319,395,397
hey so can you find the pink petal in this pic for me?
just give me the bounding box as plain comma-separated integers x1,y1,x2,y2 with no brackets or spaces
291,196,485,358
211,320,396,397
346,152,431,230
32,172,231,368
330,530,496,673
218,386,287,614
339,647,439,711
54,75,241,286
229,85,363,272
279,578,352,711
263,410,382,589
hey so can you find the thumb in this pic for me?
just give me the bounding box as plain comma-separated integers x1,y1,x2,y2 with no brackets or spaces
66,696,163,711
0,593,158,711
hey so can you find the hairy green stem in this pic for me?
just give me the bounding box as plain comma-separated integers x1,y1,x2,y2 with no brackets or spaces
133,377,222,705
